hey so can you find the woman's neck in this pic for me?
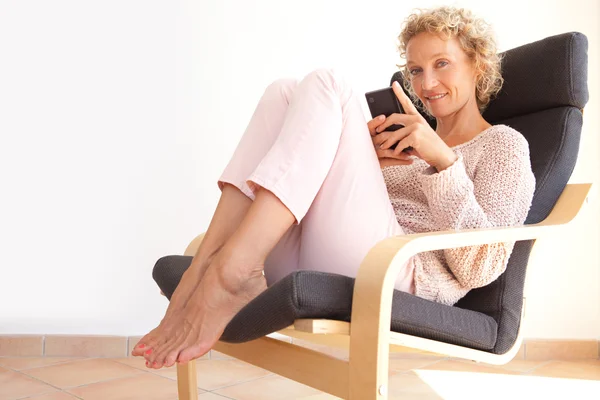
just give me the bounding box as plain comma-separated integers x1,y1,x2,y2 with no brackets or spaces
435,105,491,146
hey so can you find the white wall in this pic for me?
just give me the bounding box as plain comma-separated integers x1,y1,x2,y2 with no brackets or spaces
0,0,598,340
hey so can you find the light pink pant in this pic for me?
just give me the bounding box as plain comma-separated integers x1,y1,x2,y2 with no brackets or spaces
218,68,415,294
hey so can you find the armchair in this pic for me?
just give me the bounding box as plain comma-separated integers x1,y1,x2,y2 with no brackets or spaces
153,31,591,399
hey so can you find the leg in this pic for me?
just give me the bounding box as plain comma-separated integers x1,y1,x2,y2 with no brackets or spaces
132,183,252,357
146,68,414,368
135,78,302,359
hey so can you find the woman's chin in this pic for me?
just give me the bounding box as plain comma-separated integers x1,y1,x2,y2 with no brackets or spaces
426,107,446,119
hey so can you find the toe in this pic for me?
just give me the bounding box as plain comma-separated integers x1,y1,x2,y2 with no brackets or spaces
143,349,153,363
163,349,181,368
178,344,208,364
143,335,165,358
132,340,151,356
153,336,185,369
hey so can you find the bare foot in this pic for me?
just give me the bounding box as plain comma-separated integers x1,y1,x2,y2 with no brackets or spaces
132,255,217,358
143,253,267,369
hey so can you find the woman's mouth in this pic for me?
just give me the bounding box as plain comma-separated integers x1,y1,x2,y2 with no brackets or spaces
425,93,447,101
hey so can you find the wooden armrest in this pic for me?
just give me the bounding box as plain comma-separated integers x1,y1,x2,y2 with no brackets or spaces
353,183,592,302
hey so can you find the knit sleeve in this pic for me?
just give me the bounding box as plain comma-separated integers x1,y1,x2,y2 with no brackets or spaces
417,128,536,289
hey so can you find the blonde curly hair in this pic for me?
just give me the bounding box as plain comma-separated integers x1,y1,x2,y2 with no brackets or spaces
396,6,503,115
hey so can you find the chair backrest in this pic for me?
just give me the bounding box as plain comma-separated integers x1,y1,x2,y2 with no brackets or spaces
390,32,589,354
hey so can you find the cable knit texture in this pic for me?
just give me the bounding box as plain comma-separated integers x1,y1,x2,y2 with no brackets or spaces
382,124,536,306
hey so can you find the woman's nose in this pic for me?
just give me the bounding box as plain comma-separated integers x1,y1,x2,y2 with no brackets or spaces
421,72,439,90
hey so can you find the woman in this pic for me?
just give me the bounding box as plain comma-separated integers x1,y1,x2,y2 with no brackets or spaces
133,6,536,369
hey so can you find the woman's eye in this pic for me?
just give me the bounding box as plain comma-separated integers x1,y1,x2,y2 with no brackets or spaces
437,61,448,67
409,68,421,75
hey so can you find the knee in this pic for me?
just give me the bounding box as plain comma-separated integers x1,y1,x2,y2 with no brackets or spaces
302,67,351,97
262,78,298,102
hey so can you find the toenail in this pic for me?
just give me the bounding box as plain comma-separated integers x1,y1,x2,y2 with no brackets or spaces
138,344,145,349
153,362,159,367
145,349,152,355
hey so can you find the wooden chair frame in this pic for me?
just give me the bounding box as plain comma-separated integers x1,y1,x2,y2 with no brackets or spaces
174,183,591,399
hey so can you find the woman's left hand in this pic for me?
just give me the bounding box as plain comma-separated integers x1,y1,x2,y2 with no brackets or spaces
372,81,458,171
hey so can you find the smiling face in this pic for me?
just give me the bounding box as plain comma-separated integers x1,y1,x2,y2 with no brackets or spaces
405,32,479,119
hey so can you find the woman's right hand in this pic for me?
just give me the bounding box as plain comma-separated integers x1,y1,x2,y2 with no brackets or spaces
367,115,414,168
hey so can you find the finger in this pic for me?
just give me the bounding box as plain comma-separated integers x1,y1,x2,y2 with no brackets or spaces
392,81,420,116
367,115,386,136
375,113,419,134
393,136,415,156
375,113,423,132
372,130,391,147
376,147,413,161
379,157,414,166
379,126,412,150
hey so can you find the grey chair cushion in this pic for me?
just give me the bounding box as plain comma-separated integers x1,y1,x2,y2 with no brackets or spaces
153,256,498,350
152,32,588,355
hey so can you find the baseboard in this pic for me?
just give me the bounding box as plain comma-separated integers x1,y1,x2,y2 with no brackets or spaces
0,334,598,361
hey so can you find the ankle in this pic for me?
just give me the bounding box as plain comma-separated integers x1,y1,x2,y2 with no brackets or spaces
212,251,265,295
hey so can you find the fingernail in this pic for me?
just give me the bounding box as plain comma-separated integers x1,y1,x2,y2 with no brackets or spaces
379,115,385,120
145,349,153,355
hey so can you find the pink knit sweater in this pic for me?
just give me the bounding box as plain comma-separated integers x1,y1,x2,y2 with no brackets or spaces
382,124,536,306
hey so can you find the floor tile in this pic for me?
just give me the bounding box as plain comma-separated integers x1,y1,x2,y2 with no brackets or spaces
525,340,598,360
24,392,80,399
0,370,58,400
111,356,175,372
3,355,599,400
0,357,82,371
66,373,186,400
528,360,600,380
294,394,341,400
495,359,552,373
420,359,522,375
411,368,600,399
154,359,272,391
197,393,236,399
579,359,600,367
213,374,324,400
387,372,445,399
389,357,445,373
21,358,144,388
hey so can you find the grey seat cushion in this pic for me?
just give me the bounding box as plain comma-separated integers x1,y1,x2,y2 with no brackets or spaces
153,256,498,350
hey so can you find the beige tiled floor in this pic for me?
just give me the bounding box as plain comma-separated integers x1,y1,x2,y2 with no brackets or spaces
0,352,598,400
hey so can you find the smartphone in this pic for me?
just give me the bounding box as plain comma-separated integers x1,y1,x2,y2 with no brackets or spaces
365,86,406,151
